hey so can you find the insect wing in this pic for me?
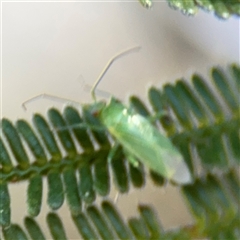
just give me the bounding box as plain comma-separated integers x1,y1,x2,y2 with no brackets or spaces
101,99,192,184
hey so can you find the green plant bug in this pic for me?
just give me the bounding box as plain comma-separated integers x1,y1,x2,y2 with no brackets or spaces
22,46,192,185
86,47,192,185
93,98,192,185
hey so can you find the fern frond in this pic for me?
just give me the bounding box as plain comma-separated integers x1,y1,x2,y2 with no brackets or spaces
1,200,191,240
2,169,239,240
139,0,240,19
132,64,239,173
182,170,240,239
0,63,239,228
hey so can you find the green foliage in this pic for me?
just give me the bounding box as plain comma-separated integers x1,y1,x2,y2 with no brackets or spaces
139,0,240,19
1,172,239,239
0,63,239,239
3,201,187,240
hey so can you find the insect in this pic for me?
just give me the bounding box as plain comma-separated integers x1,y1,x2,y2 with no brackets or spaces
86,47,192,185
23,47,192,185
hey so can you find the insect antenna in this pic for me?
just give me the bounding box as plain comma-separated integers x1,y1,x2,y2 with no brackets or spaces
91,46,141,102
22,46,141,110
22,93,82,111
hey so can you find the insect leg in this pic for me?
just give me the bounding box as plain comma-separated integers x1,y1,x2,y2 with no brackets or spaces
22,93,81,110
107,142,140,167
107,143,140,167
123,150,139,168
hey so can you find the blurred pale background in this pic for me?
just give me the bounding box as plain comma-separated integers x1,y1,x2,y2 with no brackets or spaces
1,1,239,239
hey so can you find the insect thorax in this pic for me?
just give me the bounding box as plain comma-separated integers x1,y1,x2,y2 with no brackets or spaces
100,98,127,128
